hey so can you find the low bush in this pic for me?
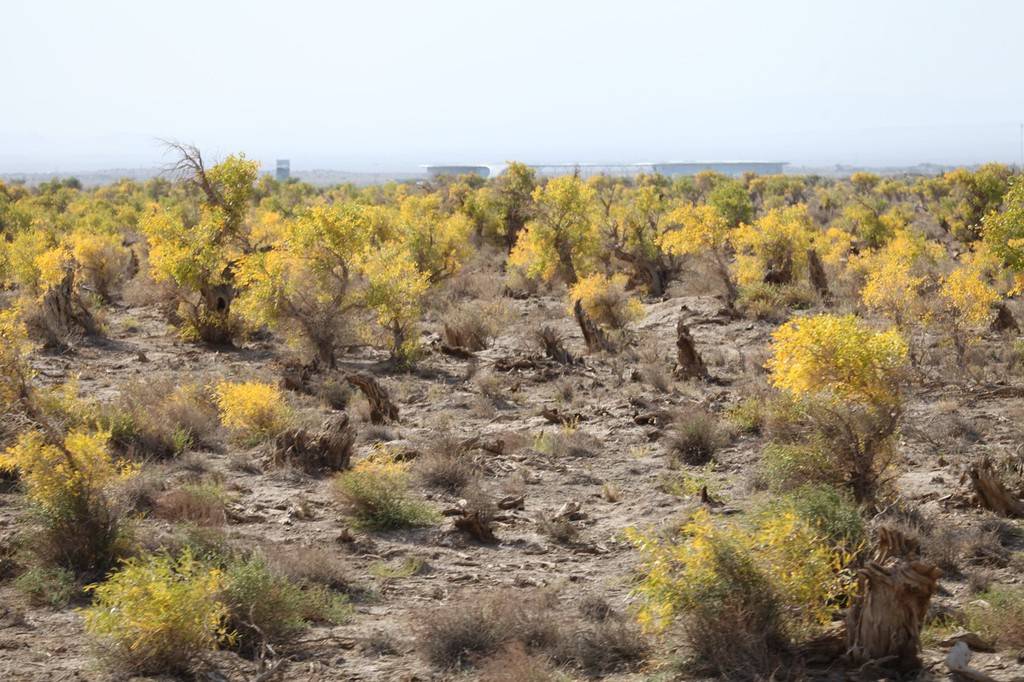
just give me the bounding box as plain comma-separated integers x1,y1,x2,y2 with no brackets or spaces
418,590,561,670
965,585,1024,650
215,380,293,445
441,299,508,350
154,482,229,526
334,457,438,530
222,553,350,655
107,379,219,458
415,431,480,493
0,429,133,575
628,508,855,679
82,550,232,675
667,409,725,466
775,484,865,549
13,565,78,608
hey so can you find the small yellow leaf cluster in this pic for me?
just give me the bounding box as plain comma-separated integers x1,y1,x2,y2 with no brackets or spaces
361,242,430,362
567,272,644,329
856,229,943,327
658,203,730,256
214,381,292,444
731,204,817,288
82,550,233,674
766,313,908,406
627,508,854,635
0,429,131,516
939,264,1000,332
508,175,599,284
0,308,32,415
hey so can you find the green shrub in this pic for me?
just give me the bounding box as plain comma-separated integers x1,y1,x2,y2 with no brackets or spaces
222,553,350,655
82,550,232,675
775,484,865,549
726,397,765,435
334,457,438,530
966,585,1024,650
14,565,78,608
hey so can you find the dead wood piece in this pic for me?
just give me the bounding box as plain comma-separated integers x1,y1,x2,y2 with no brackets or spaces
846,554,941,674
553,500,584,521
346,373,399,424
699,485,723,508
573,300,613,354
439,343,475,359
497,495,525,510
968,457,1024,517
945,641,999,682
873,525,921,563
453,510,498,544
540,408,584,426
493,356,538,372
807,248,831,302
990,301,1019,333
272,413,356,473
279,360,315,394
763,251,794,285
673,318,708,380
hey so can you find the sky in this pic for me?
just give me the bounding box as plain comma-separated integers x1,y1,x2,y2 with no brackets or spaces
2,0,1023,173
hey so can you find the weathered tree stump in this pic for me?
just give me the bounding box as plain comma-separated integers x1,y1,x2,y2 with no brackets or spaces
969,457,1024,517
807,249,831,302
28,267,98,349
453,510,498,544
846,526,941,674
763,251,794,285
346,373,399,424
573,300,613,354
674,318,708,380
272,413,356,473
990,301,1019,333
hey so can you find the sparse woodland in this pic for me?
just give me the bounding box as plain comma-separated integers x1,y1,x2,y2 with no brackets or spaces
3,153,1024,680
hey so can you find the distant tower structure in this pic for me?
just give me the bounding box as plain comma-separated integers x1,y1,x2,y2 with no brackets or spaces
275,159,290,182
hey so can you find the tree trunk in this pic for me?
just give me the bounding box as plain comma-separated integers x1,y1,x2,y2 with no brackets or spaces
969,457,1024,517
674,318,708,380
30,267,98,349
346,373,399,424
573,300,613,354
846,526,941,674
990,301,1019,333
806,249,830,303
197,282,235,345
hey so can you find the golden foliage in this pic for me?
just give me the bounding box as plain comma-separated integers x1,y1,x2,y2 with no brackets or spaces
567,272,644,329
214,381,292,444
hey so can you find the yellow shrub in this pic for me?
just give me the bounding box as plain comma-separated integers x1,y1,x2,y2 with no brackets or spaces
658,203,731,256
0,429,132,516
731,204,816,288
939,264,999,331
360,242,430,363
567,273,644,329
214,381,292,444
628,508,854,635
66,230,133,300
82,550,232,674
0,308,32,418
856,229,943,327
766,314,907,406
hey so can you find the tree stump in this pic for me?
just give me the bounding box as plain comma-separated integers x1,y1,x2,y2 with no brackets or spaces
453,510,498,544
846,526,941,674
674,318,708,380
272,413,356,473
28,267,98,349
346,373,399,424
807,249,831,303
969,457,1024,517
573,300,613,354
990,301,1019,333
763,251,793,285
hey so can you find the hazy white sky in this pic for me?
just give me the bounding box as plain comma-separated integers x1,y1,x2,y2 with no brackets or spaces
2,0,1023,172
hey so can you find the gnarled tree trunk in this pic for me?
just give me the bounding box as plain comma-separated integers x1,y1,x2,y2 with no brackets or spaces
346,373,399,424
990,301,1019,333
807,249,830,303
29,267,98,349
674,318,708,380
846,526,941,674
573,300,613,354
